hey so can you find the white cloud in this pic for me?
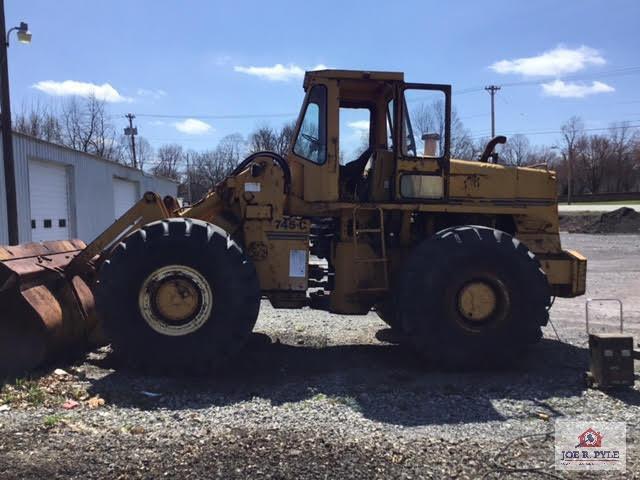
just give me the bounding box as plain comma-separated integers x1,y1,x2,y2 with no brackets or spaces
32,80,133,103
137,88,167,100
233,63,328,81
348,120,370,131
490,45,605,77
541,80,615,98
174,118,213,135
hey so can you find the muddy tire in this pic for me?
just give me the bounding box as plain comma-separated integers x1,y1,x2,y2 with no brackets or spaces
95,218,260,373
398,225,550,369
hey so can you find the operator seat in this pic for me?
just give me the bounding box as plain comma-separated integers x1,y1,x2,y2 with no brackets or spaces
340,146,374,199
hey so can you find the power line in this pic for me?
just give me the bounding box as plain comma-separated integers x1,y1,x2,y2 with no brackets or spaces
459,113,489,120
469,122,640,140
456,65,640,96
105,65,640,123
128,112,297,120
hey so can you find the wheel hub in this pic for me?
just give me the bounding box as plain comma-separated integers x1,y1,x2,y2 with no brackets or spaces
155,278,200,322
457,281,497,322
138,265,213,336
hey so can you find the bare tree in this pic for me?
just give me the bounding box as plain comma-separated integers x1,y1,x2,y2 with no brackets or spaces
60,95,119,160
181,133,246,202
578,135,610,193
135,137,154,171
153,144,184,181
501,134,531,166
13,101,62,142
118,135,154,170
274,121,296,156
248,121,297,156
528,145,558,166
249,125,278,153
560,116,585,201
412,100,474,159
607,122,639,192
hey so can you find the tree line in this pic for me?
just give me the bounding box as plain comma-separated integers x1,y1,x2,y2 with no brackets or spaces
411,100,640,195
13,96,296,203
14,96,640,201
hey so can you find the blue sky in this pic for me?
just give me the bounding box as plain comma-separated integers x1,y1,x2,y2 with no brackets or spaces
5,0,640,152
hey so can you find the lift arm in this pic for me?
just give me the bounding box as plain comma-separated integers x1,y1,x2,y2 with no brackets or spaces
66,192,171,277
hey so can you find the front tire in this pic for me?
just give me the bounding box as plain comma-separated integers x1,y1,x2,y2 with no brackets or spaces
398,225,550,369
95,218,260,373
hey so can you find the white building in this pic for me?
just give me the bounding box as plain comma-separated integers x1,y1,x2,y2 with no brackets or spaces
0,132,177,244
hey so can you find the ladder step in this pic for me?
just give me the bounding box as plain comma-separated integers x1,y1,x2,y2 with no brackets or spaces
352,206,389,293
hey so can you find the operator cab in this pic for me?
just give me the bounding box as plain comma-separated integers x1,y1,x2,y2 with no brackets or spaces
287,69,451,204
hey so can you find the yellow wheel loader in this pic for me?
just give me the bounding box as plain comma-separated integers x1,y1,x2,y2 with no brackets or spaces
0,70,587,374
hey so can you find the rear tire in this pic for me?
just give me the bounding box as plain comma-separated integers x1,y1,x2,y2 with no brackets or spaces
95,218,260,373
398,225,549,369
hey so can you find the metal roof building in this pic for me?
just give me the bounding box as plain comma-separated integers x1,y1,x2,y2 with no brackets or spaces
0,132,177,244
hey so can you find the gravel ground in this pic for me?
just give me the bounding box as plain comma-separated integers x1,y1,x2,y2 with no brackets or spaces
1,233,639,479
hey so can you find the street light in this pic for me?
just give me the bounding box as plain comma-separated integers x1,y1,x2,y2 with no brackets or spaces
6,21,31,46
0,0,32,245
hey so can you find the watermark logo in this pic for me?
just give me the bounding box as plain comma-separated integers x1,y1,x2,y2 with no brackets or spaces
576,427,603,448
555,420,626,471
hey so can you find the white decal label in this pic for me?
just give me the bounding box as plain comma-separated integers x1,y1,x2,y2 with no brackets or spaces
289,250,307,278
245,182,261,192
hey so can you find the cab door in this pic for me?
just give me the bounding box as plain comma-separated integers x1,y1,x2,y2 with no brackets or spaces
394,83,451,202
288,79,340,202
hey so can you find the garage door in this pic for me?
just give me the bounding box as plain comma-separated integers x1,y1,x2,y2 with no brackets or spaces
113,178,139,219
29,160,71,242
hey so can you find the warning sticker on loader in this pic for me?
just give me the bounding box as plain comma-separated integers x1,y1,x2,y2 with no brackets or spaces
244,182,261,192
289,250,307,278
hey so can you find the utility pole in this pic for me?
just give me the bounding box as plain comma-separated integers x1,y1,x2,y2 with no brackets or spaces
485,85,501,138
124,113,138,169
0,0,18,245
567,150,573,205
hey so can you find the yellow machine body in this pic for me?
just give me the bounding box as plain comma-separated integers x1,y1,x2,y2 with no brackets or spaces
0,70,586,374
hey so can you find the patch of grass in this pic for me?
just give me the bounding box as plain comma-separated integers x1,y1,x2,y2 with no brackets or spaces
43,414,63,428
328,395,361,412
25,385,46,405
1,377,47,406
0,389,17,405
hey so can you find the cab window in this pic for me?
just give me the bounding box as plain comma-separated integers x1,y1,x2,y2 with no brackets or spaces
402,89,447,158
293,85,327,164
338,107,371,165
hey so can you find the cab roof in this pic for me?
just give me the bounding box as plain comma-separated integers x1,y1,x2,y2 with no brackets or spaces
303,69,404,88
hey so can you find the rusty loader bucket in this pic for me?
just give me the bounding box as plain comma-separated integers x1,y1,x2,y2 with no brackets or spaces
0,192,173,376
0,240,100,376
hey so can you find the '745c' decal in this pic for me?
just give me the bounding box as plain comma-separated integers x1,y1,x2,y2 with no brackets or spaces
275,218,309,230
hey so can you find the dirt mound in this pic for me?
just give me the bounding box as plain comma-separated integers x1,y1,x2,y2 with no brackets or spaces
560,207,640,234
